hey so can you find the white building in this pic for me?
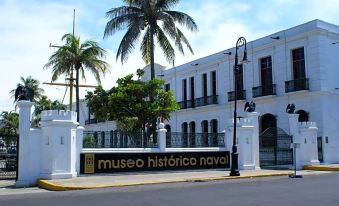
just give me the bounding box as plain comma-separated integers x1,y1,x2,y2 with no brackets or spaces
82,19,339,164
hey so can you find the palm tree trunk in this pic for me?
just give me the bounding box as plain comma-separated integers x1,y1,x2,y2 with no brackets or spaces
76,66,80,124
150,27,155,80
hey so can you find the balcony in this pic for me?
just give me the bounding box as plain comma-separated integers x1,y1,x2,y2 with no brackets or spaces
195,95,218,107
285,78,309,93
252,84,276,98
228,90,246,102
178,99,195,109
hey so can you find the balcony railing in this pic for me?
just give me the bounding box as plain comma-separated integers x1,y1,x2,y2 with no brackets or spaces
252,84,276,98
195,95,218,107
178,99,195,109
228,90,246,102
285,78,309,93
166,132,225,148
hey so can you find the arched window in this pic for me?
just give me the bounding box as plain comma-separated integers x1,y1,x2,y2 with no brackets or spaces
260,113,277,133
201,120,209,146
296,110,309,122
189,122,196,146
210,119,218,133
181,122,188,147
165,125,171,147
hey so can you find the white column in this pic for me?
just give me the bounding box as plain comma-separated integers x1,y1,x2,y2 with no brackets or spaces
157,122,167,152
246,112,260,170
76,126,84,175
16,101,34,187
288,113,299,136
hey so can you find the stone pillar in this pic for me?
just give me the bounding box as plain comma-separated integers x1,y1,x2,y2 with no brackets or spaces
226,118,256,170
39,110,78,179
76,126,84,175
246,112,260,170
16,101,34,187
157,122,167,152
296,122,320,169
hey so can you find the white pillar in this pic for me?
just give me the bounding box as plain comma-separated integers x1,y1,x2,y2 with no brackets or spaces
296,122,320,169
246,112,260,170
288,113,299,136
76,126,84,175
16,101,34,187
157,122,167,152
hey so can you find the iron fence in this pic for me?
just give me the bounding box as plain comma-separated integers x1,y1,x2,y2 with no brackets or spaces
83,131,158,148
0,134,18,180
166,132,225,148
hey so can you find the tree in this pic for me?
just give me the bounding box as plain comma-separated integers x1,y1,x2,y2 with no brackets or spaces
104,0,198,80
10,76,44,102
86,72,178,140
0,111,19,148
44,33,110,122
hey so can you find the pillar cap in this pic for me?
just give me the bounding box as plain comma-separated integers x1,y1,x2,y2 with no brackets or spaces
17,100,34,108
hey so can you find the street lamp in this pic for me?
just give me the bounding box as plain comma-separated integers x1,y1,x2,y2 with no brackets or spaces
230,37,249,176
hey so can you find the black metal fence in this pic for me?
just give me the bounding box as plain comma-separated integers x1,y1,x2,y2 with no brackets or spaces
0,133,18,180
83,131,158,148
166,132,225,148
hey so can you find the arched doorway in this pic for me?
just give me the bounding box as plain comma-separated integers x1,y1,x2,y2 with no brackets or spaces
201,120,209,146
296,110,309,122
260,113,277,133
189,121,196,146
165,125,171,147
259,114,293,168
210,119,218,146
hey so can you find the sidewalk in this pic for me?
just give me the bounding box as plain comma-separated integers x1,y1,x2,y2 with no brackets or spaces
38,169,295,191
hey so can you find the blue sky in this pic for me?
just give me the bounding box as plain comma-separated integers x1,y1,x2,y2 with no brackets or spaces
1,0,339,112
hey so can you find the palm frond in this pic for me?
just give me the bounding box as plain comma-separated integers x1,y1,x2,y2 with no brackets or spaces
165,10,198,32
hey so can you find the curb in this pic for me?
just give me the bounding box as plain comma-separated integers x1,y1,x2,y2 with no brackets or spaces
303,165,339,172
37,172,293,191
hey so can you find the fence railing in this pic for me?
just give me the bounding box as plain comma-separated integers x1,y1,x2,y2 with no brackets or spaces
227,90,246,101
83,131,158,148
166,132,225,148
285,78,309,93
252,84,276,98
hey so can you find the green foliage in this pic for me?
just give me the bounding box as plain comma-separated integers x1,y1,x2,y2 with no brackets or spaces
0,111,19,135
86,72,178,132
83,135,97,148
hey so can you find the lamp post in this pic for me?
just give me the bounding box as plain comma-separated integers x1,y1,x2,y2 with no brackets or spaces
230,37,249,176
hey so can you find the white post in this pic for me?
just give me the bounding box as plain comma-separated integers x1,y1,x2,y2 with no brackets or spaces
157,122,167,152
16,101,34,187
288,113,299,136
76,126,84,175
246,112,260,170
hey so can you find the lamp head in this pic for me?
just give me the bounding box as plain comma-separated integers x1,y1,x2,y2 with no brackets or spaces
240,51,250,64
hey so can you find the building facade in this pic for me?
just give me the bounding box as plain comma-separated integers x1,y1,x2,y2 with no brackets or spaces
82,19,339,163
156,19,339,163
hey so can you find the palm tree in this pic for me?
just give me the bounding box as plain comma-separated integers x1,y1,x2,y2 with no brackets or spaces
0,111,19,135
44,33,110,122
10,76,44,102
104,0,198,80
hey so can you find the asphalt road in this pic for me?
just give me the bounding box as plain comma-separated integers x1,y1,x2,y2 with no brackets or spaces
1,173,339,206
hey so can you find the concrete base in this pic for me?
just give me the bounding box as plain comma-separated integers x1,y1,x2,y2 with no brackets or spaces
240,164,256,170
40,172,77,180
15,180,31,188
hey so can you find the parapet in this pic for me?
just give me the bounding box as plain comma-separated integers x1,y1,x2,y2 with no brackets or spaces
41,110,77,122
299,122,317,128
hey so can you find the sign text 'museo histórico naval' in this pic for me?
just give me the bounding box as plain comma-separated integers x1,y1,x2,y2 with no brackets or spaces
80,151,230,174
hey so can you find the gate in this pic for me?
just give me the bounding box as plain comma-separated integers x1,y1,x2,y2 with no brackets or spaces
0,131,18,180
259,127,293,168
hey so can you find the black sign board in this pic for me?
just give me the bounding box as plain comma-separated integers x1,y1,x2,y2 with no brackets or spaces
80,151,230,174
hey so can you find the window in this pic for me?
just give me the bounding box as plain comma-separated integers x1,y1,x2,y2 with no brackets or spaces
235,64,244,91
190,77,195,101
182,79,187,101
260,56,273,88
292,47,306,79
165,83,170,92
202,73,208,97
211,71,217,96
